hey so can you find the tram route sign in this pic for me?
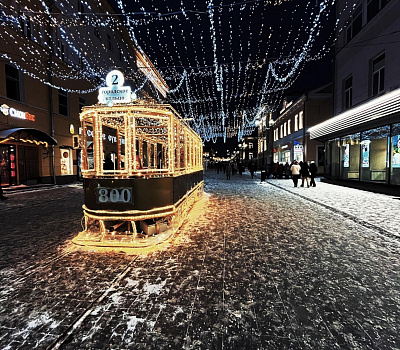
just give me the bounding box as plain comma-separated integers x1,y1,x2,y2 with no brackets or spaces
98,70,132,105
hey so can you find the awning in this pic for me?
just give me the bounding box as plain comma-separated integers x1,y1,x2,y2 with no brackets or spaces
309,88,400,140
0,128,57,146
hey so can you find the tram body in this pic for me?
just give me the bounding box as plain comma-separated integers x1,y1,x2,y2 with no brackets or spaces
72,100,203,248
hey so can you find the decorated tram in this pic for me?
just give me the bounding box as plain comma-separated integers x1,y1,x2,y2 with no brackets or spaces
72,98,203,249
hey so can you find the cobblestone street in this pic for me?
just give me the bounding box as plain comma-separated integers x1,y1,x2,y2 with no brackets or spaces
0,171,399,350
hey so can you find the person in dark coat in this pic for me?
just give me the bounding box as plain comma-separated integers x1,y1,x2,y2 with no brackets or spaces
225,162,232,180
300,161,310,188
103,153,114,170
309,161,318,187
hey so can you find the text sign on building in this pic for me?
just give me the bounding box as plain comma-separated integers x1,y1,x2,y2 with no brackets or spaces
1,104,35,121
98,70,131,105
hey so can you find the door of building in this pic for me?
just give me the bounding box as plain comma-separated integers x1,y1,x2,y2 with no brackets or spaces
18,145,39,184
0,145,10,186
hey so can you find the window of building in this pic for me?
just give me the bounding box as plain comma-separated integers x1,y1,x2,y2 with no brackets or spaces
58,89,68,116
78,0,85,21
367,0,390,22
344,76,353,110
284,122,287,137
299,111,304,129
287,119,291,134
94,27,100,39
79,97,86,112
346,5,362,43
248,142,253,149
294,114,298,131
58,40,65,61
5,64,21,101
249,152,253,160
274,128,278,141
280,125,283,138
372,53,385,96
107,34,112,52
20,16,32,40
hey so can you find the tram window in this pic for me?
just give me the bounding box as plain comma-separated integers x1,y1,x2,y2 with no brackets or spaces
150,144,155,168
102,126,118,169
85,122,94,170
143,141,148,168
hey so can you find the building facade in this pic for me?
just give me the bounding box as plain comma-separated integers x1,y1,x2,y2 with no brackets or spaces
271,84,332,172
309,0,400,186
0,0,166,187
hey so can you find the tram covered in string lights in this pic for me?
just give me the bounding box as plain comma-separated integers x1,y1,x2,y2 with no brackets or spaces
72,100,203,249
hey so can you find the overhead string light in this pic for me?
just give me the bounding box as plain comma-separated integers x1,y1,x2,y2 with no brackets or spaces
0,0,357,141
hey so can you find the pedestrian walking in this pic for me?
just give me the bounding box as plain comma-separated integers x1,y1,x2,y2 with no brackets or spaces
249,162,256,179
273,162,279,178
309,160,318,187
284,161,291,179
300,161,310,188
225,162,232,180
290,160,301,187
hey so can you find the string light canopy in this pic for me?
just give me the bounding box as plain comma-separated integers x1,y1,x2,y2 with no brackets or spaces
0,0,358,143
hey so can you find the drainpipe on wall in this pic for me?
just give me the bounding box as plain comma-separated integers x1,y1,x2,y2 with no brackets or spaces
47,0,56,185
303,92,308,162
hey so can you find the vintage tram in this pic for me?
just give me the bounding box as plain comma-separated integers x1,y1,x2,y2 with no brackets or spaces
72,100,203,249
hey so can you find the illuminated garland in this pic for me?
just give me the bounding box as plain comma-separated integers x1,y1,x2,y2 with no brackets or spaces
0,0,359,142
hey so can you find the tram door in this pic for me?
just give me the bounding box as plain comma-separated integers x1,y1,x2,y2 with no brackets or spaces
18,145,39,184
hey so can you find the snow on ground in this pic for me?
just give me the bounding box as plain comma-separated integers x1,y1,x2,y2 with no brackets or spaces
0,171,399,349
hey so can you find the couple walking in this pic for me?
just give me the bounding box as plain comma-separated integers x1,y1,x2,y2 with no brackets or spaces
290,160,318,188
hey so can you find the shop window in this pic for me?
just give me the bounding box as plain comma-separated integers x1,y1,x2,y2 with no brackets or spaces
340,133,360,180
360,126,389,182
60,149,73,175
317,145,325,167
346,4,362,43
372,53,385,96
390,123,400,185
326,138,340,178
58,89,68,116
5,64,21,101
344,76,353,110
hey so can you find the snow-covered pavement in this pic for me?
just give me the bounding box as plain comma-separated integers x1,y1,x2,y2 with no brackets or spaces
0,171,399,349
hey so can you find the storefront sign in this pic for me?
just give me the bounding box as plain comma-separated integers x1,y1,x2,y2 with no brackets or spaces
0,104,35,121
98,70,131,106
